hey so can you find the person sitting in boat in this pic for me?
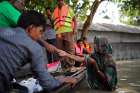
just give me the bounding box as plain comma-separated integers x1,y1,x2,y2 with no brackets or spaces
75,39,84,57
74,39,85,67
82,37,92,55
59,36,117,91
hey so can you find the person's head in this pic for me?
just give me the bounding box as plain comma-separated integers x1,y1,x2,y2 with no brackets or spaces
82,37,88,44
94,36,110,54
9,0,25,11
77,39,83,47
17,10,46,41
45,7,51,17
57,0,64,8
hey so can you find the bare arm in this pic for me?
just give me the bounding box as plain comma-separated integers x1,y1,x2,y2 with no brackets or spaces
66,53,85,62
73,17,77,32
38,39,85,62
39,39,61,53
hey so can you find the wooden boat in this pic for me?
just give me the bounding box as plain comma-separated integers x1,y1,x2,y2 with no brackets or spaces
13,64,86,93
52,67,86,93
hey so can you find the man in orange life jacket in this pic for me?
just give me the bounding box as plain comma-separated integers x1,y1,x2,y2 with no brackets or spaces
52,0,77,69
82,37,92,55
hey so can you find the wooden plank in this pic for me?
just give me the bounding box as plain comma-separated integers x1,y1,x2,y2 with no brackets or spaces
52,67,86,93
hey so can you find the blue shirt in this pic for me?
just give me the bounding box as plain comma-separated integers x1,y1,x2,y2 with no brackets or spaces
44,26,56,40
0,27,61,90
44,18,56,40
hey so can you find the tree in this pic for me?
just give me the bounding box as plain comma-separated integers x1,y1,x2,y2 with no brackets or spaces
25,0,106,38
113,0,140,25
81,0,103,38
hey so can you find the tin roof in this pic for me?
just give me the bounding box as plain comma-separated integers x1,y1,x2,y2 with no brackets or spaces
78,23,140,34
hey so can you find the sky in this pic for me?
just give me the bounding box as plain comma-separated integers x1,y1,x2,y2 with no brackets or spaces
93,1,121,24
73,0,121,24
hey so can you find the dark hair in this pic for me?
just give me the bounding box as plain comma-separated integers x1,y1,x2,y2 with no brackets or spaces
77,39,83,43
82,37,87,41
46,7,51,11
17,10,46,31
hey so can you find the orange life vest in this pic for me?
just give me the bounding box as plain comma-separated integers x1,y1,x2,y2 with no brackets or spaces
53,4,74,34
83,43,92,54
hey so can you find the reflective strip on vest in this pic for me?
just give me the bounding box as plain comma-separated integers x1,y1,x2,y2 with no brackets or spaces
53,5,73,34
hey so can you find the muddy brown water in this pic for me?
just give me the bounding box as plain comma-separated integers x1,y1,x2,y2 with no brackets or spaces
70,60,140,93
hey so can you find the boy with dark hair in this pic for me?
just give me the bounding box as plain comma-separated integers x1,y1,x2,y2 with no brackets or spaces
0,10,76,93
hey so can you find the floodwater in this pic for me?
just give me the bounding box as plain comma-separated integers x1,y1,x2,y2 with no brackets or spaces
71,59,140,93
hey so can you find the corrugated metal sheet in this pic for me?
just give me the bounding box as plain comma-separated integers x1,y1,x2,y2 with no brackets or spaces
78,23,140,34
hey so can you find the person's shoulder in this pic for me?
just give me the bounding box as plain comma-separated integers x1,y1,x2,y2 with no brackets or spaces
0,1,11,6
0,27,16,36
0,1,17,13
65,4,71,9
0,1,9,4
66,5,74,15
54,5,58,10
13,28,40,47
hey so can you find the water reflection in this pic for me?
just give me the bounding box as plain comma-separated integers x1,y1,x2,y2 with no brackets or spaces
128,83,140,87
120,79,127,81
116,88,138,93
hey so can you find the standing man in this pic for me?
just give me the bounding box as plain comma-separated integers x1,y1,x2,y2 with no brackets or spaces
44,7,58,63
52,0,77,70
0,0,25,27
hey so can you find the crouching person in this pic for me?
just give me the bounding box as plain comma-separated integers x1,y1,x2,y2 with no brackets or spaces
86,37,117,91
60,36,117,91
0,10,76,93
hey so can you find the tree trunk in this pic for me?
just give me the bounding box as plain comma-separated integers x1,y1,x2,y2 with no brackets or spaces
81,0,102,38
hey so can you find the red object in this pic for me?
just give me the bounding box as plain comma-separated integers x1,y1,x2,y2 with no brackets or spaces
74,43,83,56
47,61,60,69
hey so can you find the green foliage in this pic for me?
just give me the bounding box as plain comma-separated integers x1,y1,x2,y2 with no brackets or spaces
25,0,57,13
25,0,91,21
113,0,140,25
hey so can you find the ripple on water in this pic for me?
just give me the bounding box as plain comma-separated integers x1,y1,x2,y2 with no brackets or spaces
120,78,127,81
128,83,140,87
116,88,138,93
122,75,128,78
